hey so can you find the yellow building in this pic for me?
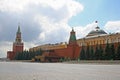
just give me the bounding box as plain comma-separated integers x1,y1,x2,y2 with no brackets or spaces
29,42,67,52
77,22,120,47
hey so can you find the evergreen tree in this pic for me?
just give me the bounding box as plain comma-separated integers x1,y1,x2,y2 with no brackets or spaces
89,46,94,60
105,42,110,60
23,51,26,60
116,44,120,60
18,52,22,60
99,45,103,60
14,52,19,60
25,51,29,60
109,44,115,60
94,45,99,60
27,51,31,60
80,46,86,60
86,46,90,60
30,50,35,59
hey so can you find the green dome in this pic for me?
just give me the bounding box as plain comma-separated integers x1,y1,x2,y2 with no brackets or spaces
86,26,107,37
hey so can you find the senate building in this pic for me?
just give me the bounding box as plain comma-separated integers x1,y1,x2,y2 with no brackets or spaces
77,22,120,48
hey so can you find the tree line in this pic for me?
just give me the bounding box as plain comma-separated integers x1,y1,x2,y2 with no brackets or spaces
14,43,120,61
14,49,43,60
80,43,120,60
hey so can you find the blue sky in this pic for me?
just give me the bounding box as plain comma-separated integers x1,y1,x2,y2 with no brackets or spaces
0,0,120,58
69,0,120,27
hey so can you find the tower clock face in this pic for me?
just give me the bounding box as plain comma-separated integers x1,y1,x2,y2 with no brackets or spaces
17,34,21,38
18,39,21,42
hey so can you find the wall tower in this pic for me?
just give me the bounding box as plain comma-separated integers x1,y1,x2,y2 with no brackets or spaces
69,28,77,45
13,25,24,53
7,25,24,60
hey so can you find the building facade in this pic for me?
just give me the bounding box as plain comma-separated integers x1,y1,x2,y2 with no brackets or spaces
7,25,24,60
29,21,120,61
7,21,120,61
77,21,120,48
29,28,80,61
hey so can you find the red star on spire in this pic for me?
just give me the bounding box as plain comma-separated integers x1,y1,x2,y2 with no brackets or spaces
95,21,98,23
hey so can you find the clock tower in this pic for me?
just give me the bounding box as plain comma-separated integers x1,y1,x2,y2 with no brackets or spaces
13,25,24,54
7,24,24,60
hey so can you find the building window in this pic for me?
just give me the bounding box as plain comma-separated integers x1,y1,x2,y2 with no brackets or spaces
118,38,120,42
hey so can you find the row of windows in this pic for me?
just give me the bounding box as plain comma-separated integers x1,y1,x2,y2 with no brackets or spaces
78,37,120,46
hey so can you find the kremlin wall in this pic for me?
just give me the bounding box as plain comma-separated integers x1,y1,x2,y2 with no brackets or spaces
7,21,120,61
29,27,80,61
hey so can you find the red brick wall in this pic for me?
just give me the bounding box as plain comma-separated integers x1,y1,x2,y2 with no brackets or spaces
49,44,81,59
14,45,23,53
7,43,24,60
13,43,23,53
7,51,15,60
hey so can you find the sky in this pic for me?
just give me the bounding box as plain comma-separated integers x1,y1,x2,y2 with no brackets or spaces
0,0,120,58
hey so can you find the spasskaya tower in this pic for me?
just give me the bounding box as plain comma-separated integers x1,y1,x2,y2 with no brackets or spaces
7,25,24,60
13,25,24,53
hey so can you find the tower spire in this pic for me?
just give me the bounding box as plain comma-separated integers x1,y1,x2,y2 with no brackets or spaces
72,27,74,31
17,23,21,33
15,24,22,43
69,27,77,45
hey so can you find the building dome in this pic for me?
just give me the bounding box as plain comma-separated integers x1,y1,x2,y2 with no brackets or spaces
86,21,107,37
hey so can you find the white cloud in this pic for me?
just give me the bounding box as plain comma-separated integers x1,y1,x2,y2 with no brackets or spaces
0,0,84,58
0,41,12,58
0,0,27,13
0,41,37,58
24,42,37,50
0,24,2,32
74,21,97,38
34,14,71,44
104,21,120,33
31,0,83,44
0,0,83,15
0,0,120,58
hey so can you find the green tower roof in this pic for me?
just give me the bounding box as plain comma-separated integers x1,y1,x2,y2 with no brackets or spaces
17,24,21,33
69,28,76,43
69,32,76,41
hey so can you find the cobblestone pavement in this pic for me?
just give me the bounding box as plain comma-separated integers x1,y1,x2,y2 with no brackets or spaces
0,62,120,80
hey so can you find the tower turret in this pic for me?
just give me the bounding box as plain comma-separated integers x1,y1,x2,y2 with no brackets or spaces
7,24,24,60
69,27,77,45
13,24,24,54
68,27,79,59
15,25,22,43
